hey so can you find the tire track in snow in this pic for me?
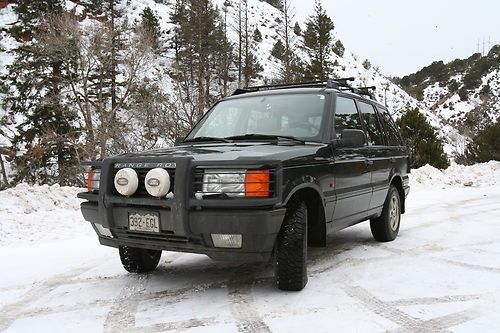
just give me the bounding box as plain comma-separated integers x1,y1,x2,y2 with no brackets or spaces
0,264,96,332
227,265,272,333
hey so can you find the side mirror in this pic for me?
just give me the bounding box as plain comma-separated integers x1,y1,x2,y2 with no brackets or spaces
333,129,366,148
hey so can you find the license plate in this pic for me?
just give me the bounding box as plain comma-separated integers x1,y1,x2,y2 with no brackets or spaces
128,212,160,233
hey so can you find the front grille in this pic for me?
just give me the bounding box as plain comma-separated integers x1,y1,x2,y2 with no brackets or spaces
113,229,202,245
111,167,175,198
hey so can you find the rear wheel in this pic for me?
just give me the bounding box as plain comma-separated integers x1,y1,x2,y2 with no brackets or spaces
370,185,401,242
275,198,308,291
119,246,161,273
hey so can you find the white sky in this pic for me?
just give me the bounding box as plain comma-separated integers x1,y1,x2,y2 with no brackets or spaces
293,0,500,76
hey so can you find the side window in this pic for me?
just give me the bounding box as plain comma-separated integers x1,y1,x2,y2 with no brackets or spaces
357,101,384,145
334,96,363,139
376,107,403,146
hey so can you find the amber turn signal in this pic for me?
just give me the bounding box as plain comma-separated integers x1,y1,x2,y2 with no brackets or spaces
245,170,270,197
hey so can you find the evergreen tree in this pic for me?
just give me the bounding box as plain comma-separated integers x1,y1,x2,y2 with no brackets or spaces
271,39,285,60
4,0,80,185
293,22,301,36
140,7,162,52
233,0,262,87
332,39,344,57
302,0,334,80
253,27,262,43
171,0,233,125
397,108,449,169
271,0,303,83
463,122,500,164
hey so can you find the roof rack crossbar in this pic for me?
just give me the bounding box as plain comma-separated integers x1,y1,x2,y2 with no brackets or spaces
232,77,376,101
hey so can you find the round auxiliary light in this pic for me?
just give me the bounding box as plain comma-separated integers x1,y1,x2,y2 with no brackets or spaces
114,168,139,197
145,168,171,198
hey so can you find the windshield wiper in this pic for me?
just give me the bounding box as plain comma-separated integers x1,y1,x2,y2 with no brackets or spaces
183,136,232,143
225,134,305,144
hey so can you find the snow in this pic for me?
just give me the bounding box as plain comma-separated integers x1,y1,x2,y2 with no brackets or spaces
0,184,92,247
410,161,500,190
1,163,500,332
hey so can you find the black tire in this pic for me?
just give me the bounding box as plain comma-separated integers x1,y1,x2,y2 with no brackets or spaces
275,198,308,291
370,185,401,242
119,246,162,273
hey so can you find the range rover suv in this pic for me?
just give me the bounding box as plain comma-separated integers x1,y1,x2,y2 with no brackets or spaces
78,79,410,291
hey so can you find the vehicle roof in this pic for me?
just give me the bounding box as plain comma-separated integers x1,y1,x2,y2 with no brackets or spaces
222,87,388,109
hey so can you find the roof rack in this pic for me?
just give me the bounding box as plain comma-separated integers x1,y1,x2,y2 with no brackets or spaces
232,78,377,101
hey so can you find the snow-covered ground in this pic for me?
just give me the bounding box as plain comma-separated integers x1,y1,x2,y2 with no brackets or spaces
1,163,500,332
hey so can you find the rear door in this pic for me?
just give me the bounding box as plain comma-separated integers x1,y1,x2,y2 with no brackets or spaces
372,106,407,208
330,95,372,226
356,100,391,210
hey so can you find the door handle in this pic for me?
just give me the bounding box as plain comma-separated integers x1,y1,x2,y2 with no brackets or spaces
365,159,374,166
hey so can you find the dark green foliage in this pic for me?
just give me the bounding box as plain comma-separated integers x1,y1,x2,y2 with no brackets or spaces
397,108,449,169
293,22,301,36
302,0,335,80
332,39,344,57
263,0,283,10
13,0,64,35
362,59,371,70
253,27,262,42
140,7,162,51
271,39,285,61
463,122,500,164
458,87,468,101
5,1,80,185
399,46,499,99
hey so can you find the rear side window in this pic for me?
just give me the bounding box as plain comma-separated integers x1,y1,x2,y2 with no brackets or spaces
334,97,363,139
358,101,385,145
376,107,403,146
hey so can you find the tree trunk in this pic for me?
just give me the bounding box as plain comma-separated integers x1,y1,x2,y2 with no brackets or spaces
0,154,8,188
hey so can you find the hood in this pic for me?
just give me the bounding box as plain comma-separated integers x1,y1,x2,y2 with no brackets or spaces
110,142,331,166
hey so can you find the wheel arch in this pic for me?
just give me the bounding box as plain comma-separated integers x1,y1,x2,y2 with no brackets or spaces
284,184,327,247
389,174,405,214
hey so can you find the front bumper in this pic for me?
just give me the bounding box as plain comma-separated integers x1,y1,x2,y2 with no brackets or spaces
80,201,285,262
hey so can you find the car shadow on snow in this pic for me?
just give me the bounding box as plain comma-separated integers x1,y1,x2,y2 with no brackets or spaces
142,225,378,294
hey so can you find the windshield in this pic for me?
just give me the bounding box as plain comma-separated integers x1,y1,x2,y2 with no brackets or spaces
186,93,327,141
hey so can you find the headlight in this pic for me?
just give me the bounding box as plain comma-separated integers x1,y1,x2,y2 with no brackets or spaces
203,169,245,197
201,169,271,198
86,168,101,193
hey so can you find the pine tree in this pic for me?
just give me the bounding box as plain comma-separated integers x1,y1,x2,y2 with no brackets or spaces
4,0,80,185
171,0,232,126
463,122,500,164
140,7,162,52
271,0,303,83
303,0,334,80
253,27,262,43
397,108,449,169
293,22,301,36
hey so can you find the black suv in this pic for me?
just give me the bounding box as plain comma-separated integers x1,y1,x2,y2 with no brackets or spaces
78,79,410,291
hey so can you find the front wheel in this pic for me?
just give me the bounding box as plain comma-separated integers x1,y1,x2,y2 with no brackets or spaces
275,198,308,291
119,246,161,273
370,185,401,242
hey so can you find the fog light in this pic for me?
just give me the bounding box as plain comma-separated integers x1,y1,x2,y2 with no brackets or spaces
211,234,242,248
114,168,139,196
94,224,113,238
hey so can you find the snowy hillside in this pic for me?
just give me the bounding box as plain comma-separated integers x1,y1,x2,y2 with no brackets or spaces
399,47,500,135
0,0,465,156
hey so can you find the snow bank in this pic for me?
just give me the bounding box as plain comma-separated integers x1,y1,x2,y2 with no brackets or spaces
410,161,500,190
0,184,92,247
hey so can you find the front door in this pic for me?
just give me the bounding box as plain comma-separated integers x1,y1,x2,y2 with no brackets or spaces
330,96,372,228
